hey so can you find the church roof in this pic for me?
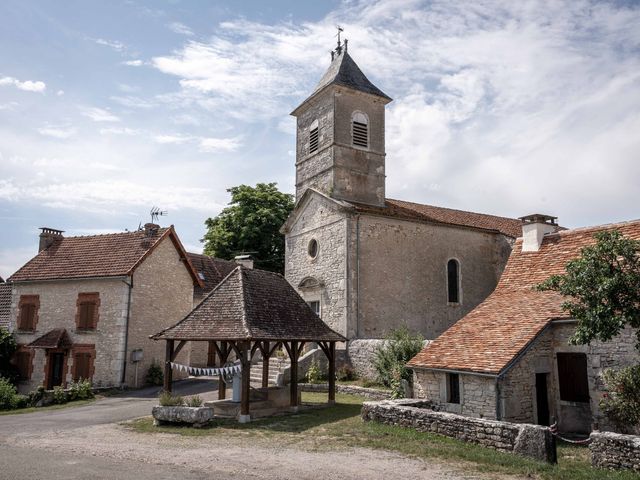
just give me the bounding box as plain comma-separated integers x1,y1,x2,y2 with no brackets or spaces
152,266,345,342
312,50,391,102
407,219,640,375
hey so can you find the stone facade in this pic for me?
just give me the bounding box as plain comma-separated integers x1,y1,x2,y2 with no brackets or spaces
590,431,640,471
362,399,556,463
10,234,194,393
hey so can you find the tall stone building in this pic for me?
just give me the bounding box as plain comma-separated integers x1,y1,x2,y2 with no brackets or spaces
282,40,522,375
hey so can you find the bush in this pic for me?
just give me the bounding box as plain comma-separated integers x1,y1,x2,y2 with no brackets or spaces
27,386,45,407
146,362,164,386
373,326,424,398
186,395,203,407
159,390,184,406
600,365,640,433
52,385,67,405
306,358,324,384
0,328,18,385
0,377,18,410
336,365,356,382
68,380,94,401
11,394,29,409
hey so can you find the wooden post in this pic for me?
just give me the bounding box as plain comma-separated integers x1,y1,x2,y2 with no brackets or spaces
218,341,227,400
164,340,174,393
290,340,299,410
240,341,251,422
262,341,270,388
328,342,336,405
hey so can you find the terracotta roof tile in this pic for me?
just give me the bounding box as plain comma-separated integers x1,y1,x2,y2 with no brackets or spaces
0,283,11,330
187,253,237,298
28,328,73,349
353,198,523,238
408,219,640,375
153,267,345,342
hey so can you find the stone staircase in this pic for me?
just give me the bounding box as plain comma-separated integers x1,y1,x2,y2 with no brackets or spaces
249,356,289,386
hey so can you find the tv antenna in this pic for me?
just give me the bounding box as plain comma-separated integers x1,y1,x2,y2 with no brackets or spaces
150,206,168,224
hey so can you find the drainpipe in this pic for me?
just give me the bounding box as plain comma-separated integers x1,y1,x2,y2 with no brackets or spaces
495,376,502,420
120,276,133,385
355,214,361,339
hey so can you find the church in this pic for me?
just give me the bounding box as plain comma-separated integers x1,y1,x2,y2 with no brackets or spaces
282,39,523,375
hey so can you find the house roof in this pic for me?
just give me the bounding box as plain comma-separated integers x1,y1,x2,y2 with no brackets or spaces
187,252,237,298
152,266,346,342
408,219,640,375
8,226,203,287
28,328,73,349
0,283,11,331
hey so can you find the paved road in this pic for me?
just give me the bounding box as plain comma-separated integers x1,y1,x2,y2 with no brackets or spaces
0,378,219,435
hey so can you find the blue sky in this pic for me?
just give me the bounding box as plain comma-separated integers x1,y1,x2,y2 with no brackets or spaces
1,0,639,279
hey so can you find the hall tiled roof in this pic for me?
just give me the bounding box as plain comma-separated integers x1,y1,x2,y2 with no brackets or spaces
8,227,202,287
408,219,640,375
152,267,345,342
0,283,11,330
187,253,237,298
354,198,523,238
28,328,73,349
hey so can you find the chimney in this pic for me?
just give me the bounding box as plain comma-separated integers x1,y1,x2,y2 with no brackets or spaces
144,223,160,236
519,214,558,252
39,227,64,252
234,254,254,269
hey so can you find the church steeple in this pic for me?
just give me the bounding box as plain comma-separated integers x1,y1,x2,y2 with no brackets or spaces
291,36,392,207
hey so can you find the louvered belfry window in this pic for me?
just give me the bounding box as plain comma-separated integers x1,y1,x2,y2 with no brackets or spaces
309,120,319,154
352,112,368,148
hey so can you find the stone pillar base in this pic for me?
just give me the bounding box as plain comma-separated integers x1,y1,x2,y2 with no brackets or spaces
238,414,251,424
290,406,299,413
327,400,336,406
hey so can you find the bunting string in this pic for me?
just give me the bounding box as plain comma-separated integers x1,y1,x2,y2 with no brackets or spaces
169,362,241,377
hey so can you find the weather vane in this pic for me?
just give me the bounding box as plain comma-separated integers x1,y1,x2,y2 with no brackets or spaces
331,25,347,60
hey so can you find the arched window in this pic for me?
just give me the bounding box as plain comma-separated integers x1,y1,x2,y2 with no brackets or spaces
352,112,368,148
447,259,460,303
309,120,319,154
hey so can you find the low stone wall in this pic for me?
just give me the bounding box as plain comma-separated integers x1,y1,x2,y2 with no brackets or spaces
299,383,392,400
362,399,555,463
590,431,640,471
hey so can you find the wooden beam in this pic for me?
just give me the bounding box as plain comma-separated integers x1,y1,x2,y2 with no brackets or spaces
328,342,336,404
297,341,306,356
164,340,174,393
218,341,227,400
289,340,299,409
240,341,251,419
268,341,282,357
318,341,330,359
262,341,270,388
170,340,187,361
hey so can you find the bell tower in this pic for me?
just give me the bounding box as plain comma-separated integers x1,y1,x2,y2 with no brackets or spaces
291,36,392,206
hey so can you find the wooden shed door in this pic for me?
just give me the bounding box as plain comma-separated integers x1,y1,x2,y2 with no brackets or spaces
536,373,550,426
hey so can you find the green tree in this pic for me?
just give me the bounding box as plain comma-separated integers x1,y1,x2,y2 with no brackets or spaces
537,230,640,350
202,183,294,273
0,327,18,384
374,326,424,398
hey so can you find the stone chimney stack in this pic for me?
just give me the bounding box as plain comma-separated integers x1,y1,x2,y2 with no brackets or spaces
39,227,64,252
234,254,254,269
144,223,160,237
519,214,558,252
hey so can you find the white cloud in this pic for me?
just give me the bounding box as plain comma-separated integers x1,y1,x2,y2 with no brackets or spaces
168,22,194,36
0,76,46,93
81,107,121,122
154,134,192,144
56,90,64,96
94,38,126,52
122,59,144,67
110,95,155,109
199,136,243,152
37,125,77,139
99,127,140,136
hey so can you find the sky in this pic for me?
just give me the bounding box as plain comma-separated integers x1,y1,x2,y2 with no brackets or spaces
1,0,639,279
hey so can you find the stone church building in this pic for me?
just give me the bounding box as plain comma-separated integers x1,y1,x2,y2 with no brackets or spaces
282,41,522,374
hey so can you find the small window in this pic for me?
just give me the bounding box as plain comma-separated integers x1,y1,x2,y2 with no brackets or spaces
352,112,368,148
14,349,33,380
17,295,39,331
308,300,321,317
447,373,460,404
447,259,460,304
557,353,590,402
76,293,100,330
309,120,319,154
308,239,319,259
198,272,205,281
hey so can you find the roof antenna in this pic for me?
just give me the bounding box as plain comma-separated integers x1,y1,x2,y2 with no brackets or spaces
150,206,168,224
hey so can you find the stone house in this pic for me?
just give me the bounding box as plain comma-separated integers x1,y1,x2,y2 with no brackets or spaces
6,224,202,392
282,40,521,375
408,215,640,433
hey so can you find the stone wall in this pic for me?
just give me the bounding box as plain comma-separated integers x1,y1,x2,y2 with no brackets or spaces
299,382,391,400
590,431,640,471
362,399,556,463
346,339,385,379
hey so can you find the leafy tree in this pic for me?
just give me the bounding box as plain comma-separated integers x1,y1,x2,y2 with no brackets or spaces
0,327,18,384
374,326,424,398
599,365,640,433
202,183,294,273
537,230,640,350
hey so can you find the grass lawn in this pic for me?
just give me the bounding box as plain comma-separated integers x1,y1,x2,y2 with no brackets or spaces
126,393,638,480
0,398,95,416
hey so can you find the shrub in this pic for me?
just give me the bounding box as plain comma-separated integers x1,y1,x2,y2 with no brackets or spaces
0,328,19,385
186,395,203,407
27,386,45,407
373,326,424,397
52,385,67,405
11,394,29,409
0,377,18,410
336,365,356,382
68,380,94,401
146,362,164,386
306,358,324,384
600,365,640,433
159,390,184,406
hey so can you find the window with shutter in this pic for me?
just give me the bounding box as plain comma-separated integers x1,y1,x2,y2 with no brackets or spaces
352,112,368,148
15,350,33,380
17,295,39,331
76,293,100,330
557,352,590,402
72,345,95,382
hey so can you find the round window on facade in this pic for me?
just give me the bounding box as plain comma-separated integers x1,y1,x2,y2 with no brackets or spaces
308,239,319,259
